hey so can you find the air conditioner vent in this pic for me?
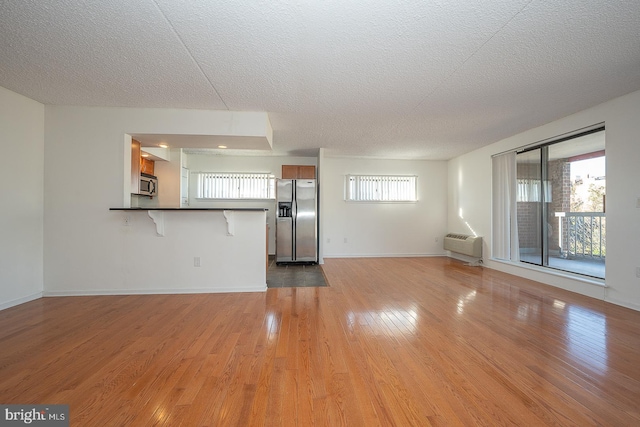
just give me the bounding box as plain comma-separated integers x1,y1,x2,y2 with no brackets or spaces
444,233,483,258
446,233,471,241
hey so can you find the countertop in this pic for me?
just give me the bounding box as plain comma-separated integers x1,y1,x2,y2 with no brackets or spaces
110,207,268,211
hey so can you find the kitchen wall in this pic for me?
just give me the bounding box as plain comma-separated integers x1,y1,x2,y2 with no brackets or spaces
322,157,448,258
133,147,183,209
154,148,183,206
186,154,317,254
0,87,44,309
448,88,640,311
43,106,268,295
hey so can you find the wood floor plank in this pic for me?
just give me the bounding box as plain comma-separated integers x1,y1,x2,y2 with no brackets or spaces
1,257,640,425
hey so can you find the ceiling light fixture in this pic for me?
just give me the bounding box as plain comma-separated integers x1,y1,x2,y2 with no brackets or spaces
158,143,168,148
218,145,227,149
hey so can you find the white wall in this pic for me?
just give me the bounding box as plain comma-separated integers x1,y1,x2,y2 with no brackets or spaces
0,87,44,309
186,154,317,254
46,209,267,295
318,148,326,263
155,148,182,206
449,89,640,310
43,106,268,294
322,157,448,258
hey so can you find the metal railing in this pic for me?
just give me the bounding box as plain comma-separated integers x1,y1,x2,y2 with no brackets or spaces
555,212,606,259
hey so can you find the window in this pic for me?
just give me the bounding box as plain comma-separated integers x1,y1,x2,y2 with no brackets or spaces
493,126,605,279
345,175,417,202
196,172,275,199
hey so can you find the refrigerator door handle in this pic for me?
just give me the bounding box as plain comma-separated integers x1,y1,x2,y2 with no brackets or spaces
292,194,297,219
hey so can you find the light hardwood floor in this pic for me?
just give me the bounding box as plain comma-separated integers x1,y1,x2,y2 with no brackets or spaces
1,257,639,426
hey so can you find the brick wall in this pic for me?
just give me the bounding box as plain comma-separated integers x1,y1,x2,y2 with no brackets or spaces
516,159,571,253
517,202,540,250
548,159,571,253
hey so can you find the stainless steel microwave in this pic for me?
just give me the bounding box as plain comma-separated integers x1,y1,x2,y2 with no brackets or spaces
139,173,158,197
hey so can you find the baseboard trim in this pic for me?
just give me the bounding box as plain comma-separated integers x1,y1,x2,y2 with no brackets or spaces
0,292,43,311
604,297,640,312
323,253,446,259
488,257,605,288
44,285,267,297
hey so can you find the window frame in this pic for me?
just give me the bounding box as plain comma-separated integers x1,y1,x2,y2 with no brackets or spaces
492,124,605,280
344,174,418,203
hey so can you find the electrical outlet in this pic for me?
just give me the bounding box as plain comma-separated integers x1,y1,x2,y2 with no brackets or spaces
194,257,201,267
123,215,131,226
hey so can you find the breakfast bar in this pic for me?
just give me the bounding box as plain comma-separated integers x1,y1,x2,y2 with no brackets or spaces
108,207,268,294
109,207,267,237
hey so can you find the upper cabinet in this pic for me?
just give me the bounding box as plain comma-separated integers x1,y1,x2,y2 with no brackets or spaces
141,157,155,176
282,165,316,179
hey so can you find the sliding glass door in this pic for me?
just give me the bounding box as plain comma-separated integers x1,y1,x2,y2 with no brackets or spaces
515,129,605,279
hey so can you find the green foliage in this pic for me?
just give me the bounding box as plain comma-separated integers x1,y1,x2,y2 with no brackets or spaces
588,183,605,212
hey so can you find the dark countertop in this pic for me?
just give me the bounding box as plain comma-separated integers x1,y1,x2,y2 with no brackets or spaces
110,207,268,211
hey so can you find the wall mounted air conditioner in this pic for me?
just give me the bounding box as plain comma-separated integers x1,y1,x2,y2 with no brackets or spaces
443,233,483,258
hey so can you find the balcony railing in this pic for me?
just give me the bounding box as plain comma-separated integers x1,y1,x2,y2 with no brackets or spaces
555,212,606,259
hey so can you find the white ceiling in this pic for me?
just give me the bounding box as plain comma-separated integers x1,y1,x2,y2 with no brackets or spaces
1,0,639,159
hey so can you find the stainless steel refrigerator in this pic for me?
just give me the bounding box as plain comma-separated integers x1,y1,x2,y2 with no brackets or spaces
276,179,317,263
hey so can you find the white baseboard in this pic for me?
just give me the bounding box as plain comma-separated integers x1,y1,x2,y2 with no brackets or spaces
604,297,640,312
44,285,267,297
323,252,446,259
0,292,43,311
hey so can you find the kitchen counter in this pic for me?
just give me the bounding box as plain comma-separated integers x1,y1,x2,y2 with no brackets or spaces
110,207,268,211
110,207,267,236
107,207,268,293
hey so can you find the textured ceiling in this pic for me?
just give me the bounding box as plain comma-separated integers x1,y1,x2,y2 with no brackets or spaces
1,0,639,159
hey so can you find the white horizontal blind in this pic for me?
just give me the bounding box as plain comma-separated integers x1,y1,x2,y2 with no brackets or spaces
346,175,417,202
196,173,275,199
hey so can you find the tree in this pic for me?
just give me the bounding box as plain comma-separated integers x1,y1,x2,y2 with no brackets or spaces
570,183,583,212
588,183,605,212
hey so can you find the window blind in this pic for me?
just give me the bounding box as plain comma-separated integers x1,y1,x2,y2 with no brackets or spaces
196,173,275,199
345,175,417,202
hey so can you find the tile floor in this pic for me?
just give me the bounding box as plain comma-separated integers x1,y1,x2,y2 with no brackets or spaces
266,256,328,288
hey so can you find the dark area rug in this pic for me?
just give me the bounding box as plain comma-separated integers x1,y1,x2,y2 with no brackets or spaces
266,256,328,288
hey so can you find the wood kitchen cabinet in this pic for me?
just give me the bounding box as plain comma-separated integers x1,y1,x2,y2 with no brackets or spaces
131,139,141,194
141,157,155,176
282,165,316,179
132,139,156,195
